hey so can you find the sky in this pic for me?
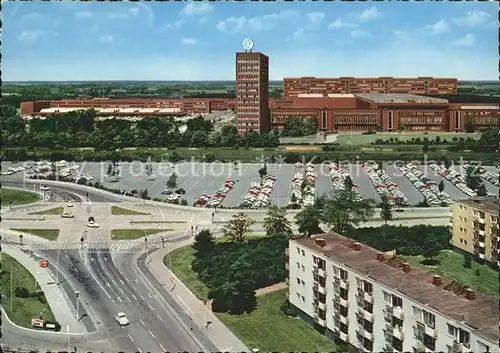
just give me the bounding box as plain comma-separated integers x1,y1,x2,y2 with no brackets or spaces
3,1,498,81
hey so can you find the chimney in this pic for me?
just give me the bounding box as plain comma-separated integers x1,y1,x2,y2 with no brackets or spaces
376,252,385,262
315,238,326,247
402,262,411,273
432,275,442,286
352,242,361,251
465,288,475,301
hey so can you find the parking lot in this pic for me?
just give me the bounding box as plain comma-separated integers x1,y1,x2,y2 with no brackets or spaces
1,161,498,208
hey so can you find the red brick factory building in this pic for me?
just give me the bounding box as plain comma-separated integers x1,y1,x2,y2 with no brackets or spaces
20,50,499,133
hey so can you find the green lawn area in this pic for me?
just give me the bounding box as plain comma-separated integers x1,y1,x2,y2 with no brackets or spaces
11,229,59,241
111,206,150,215
335,132,481,146
1,188,41,206
111,228,173,240
28,207,64,215
402,250,499,299
0,254,55,328
167,245,338,353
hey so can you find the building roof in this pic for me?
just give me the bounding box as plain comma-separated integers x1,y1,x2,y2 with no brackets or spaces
356,93,449,104
456,197,500,214
293,233,499,343
460,105,500,110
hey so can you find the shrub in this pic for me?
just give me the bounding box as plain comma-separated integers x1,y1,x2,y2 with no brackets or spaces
15,287,30,298
280,300,298,317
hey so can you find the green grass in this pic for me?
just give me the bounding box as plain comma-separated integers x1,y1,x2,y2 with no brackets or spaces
130,220,187,224
0,254,55,328
28,207,64,215
111,206,150,215
111,228,173,240
1,188,41,206
11,229,59,241
402,250,499,299
335,132,481,146
166,245,337,353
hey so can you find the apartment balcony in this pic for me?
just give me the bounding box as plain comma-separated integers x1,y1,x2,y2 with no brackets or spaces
479,241,485,248
334,276,350,289
339,332,349,343
364,291,373,304
313,299,326,311
424,325,438,338
414,342,426,353
339,315,349,325
393,306,404,320
362,329,374,341
313,282,326,295
479,218,485,224
479,230,485,236
313,314,326,327
478,253,485,259
393,326,404,341
313,266,326,278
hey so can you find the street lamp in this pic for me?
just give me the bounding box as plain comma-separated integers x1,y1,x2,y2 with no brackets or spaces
19,234,23,246
75,291,80,321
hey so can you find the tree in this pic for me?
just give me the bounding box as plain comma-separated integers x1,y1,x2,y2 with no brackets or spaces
258,164,267,180
166,172,178,189
343,176,354,191
222,212,255,243
476,183,487,196
379,195,393,225
193,229,215,257
264,206,293,239
465,166,482,191
463,253,472,269
438,180,445,193
398,124,407,134
321,190,376,234
295,206,322,236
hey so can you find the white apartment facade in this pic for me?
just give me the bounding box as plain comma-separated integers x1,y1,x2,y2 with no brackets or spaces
287,234,499,353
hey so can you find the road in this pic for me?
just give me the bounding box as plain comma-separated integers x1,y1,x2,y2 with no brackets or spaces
37,244,203,352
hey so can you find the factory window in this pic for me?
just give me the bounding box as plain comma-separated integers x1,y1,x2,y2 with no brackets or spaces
387,111,393,129
321,110,327,130
454,111,460,130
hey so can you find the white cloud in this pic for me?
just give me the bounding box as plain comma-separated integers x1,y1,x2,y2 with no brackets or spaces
358,6,380,21
199,17,207,24
216,11,297,34
136,3,155,25
92,25,99,32
350,29,371,38
181,2,213,16
453,10,490,27
423,19,449,34
307,12,325,23
22,12,42,21
328,18,357,30
392,29,410,40
165,19,185,29
452,33,475,47
18,30,58,42
292,28,305,40
75,11,92,19
129,8,139,17
182,37,198,45
108,12,129,19
100,35,113,43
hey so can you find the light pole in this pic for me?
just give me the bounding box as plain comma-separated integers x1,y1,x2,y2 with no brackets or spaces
75,291,80,321
56,248,60,284
10,266,13,312
67,325,70,352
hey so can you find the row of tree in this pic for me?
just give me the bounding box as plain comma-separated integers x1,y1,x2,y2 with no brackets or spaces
0,107,280,149
282,116,317,137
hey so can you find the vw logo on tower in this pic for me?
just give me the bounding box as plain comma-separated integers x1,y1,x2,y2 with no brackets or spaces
242,38,254,52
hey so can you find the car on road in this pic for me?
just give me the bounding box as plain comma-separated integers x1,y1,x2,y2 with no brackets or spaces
61,212,74,218
67,201,74,207
40,186,50,192
87,221,99,228
161,190,173,195
115,312,129,326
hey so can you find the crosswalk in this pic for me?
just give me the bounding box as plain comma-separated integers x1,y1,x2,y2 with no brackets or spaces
26,239,158,253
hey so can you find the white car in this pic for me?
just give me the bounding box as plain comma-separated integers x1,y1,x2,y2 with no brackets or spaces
61,212,74,219
115,312,129,326
295,162,303,167
40,186,50,192
67,201,74,207
87,221,100,228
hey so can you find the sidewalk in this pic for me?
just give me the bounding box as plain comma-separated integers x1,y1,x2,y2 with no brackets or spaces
2,244,87,333
147,241,250,353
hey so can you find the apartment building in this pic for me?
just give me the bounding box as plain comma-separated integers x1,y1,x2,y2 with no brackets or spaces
286,233,499,353
450,197,500,266
235,51,270,135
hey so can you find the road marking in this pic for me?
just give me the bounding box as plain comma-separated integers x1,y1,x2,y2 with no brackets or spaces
140,295,145,300
88,265,112,299
132,286,137,291
137,348,142,353
112,279,117,286
65,254,69,260
104,256,107,262
118,288,124,294
132,294,137,300
156,314,163,321
148,293,152,298
176,294,193,314
117,297,122,302
124,278,130,282
127,297,131,303
139,318,145,326
160,344,166,351
135,279,139,284
128,334,134,342
148,304,154,310
120,279,125,285
105,283,110,287
149,330,155,338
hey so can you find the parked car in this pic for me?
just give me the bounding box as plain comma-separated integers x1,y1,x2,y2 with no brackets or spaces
40,186,50,192
115,312,129,326
61,212,74,218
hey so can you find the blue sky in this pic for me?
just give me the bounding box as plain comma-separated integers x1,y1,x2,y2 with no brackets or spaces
3,1,498,81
